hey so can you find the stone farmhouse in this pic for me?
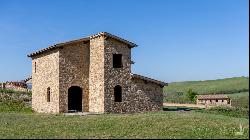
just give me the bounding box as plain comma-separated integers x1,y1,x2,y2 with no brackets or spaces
28,32,167,114
196,94,231,108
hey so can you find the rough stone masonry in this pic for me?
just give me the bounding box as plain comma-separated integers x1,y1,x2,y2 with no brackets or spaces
28,32,168,114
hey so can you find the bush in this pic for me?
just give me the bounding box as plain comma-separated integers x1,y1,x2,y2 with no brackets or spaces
0,91,32,113
186,89,197,102
0,88,32,95
230,95,249,109
0,100,32,113
197,106,249,119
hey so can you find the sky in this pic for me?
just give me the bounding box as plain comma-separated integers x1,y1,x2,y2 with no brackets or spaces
0,0,249,83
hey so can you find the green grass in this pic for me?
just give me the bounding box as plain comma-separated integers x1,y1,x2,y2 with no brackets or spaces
164,76,249,95
196,106,249,119
0,90,249,139
0,88,32,94
0,90,32,113
0,102,32,113
164,76,249,104
227,92,249,109
0,111,248,139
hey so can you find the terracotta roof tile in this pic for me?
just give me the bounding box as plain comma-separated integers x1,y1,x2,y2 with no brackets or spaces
90,32,137,47
131,73,168,87
28,32,137,57
197,94,229,100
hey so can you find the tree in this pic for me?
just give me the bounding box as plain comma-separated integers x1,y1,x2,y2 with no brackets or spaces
186,89,198,102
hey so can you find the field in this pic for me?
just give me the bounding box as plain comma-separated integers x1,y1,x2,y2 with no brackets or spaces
0,77,249,139
227,92,249,109
164,76,249,107
0,111,249,139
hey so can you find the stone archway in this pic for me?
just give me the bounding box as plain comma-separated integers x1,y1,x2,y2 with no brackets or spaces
68,86,82,112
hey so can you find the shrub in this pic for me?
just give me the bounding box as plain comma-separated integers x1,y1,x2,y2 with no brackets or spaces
0,91,32,113
186,89,197,102
197,106,249,119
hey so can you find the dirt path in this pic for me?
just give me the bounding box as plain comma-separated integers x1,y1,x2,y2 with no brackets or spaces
163,103,205,108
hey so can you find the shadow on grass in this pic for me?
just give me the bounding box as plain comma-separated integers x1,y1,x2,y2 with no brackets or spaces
163,107,203,112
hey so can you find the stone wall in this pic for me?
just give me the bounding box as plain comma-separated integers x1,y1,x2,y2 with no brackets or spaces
129,78,163,112
59,42,90,112
197,99,231,107
103,37,132,113
31,49,60,113
89,36,105,113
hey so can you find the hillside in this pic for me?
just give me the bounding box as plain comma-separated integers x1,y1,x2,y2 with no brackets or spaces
164,76,249,105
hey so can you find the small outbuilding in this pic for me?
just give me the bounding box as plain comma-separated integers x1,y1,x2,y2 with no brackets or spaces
196,94,231,107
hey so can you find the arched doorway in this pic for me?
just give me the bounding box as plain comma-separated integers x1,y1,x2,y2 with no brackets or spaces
68,86,82,112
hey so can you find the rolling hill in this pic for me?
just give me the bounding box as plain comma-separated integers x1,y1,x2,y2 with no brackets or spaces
164,76,249,106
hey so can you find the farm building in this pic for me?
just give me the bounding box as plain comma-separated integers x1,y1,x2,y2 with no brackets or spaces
27,32,167,114
196,94,231,107
0,81,30,92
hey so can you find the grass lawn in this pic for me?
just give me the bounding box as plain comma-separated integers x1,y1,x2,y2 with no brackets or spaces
0,111,248,139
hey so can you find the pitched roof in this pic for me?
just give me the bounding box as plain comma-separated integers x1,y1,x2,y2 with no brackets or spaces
27,37,89,57
27,32,137,57
131,74,168,87
197,94,229,100
90,32,137,47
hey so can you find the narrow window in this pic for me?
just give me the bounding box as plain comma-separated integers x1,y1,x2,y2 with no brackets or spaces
35,62,37,73
114,85,122,102
47,87,51,102
113,54,122,68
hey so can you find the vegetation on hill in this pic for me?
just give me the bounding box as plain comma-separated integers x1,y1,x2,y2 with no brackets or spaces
164,76,249,105
227,92,249,109
0,89,31,113
196,106,249,119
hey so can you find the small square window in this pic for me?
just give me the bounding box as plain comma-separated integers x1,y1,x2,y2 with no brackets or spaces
113,54,122,68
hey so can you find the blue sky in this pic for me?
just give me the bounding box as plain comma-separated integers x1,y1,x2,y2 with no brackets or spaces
0,0,248,82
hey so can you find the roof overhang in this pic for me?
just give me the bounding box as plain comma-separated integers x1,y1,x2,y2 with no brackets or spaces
27,32,137,58
197,95,230,100
131,73,168,88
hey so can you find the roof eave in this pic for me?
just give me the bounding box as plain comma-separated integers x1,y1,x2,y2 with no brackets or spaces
132,74,168,87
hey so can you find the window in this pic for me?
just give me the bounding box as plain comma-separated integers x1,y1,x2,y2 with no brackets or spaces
47,87,51,102
114,85,122,102
222,100,224,102
35,62,37,73
113,54,122,68
216,99,218,102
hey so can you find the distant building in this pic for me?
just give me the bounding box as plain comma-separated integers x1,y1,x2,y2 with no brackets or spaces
27,32,168,114
196,94,231,107
0,81,30,92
